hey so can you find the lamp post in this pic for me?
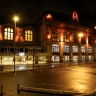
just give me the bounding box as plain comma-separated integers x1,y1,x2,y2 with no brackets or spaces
78,33,83,64
13,16,19,71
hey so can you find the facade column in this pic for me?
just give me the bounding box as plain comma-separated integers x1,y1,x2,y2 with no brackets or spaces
59,31,64,63
69,44,72,65
78,33,83,64
85,33,89,62
78,39,81,64
78,44,81,64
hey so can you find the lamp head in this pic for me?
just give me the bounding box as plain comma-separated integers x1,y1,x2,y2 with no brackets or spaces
13,16,19,22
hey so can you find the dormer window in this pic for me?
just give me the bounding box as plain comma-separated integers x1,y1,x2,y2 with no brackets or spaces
72,11,79,21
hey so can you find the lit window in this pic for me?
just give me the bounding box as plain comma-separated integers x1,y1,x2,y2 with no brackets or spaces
81,46,86,53
25,30,33,41
52,55,59,61
64,45,69,53
4,28,13,40
72,46,78,53
88,46,92,53
52,44,59,52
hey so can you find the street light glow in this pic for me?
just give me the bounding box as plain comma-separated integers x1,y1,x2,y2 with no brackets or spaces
13,16,19,22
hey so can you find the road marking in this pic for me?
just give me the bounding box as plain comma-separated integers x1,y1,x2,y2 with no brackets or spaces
40,70,45,74
28,71,31,75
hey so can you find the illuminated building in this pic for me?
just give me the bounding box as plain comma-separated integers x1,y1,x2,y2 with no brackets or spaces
0,10,96,67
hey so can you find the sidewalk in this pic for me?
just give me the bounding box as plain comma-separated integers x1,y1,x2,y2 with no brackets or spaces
1,62,96,72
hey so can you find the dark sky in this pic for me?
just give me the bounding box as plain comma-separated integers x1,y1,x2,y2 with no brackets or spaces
0,0,96,27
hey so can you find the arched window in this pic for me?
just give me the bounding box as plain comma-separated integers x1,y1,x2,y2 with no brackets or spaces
4,28,13,40
25,30,33,41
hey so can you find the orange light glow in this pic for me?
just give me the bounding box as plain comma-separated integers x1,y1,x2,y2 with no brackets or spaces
78,33,83,43
15,27,24,42
94,26,96,30
78,33,83,37
0,25,3,40
47,34,51,40
72,11,79,21
60,35,63,42
46,14,52,20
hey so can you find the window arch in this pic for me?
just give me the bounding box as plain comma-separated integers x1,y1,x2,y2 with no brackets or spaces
25,30,33,41
4,28,13,40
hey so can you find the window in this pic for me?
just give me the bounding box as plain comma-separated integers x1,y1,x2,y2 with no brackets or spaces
52,55,59,61
81,46,86,53
72,46,78,53
88,46,92,53
52,30,60,41
25,30,33,41
4,28,13,40
52,44,59,52
63,32,70,42
52,33,60,41
64,45,69,53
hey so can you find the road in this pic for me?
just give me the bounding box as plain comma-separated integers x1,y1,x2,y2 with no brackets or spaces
0,63,96,96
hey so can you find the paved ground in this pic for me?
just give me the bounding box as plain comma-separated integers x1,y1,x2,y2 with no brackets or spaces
0,62,96,96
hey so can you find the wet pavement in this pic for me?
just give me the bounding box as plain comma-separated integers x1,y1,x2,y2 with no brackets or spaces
0,63,96,96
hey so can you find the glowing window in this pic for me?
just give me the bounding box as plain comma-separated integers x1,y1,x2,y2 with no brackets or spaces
52,55,59,61
52,44,59,52
25,30,33,41
72,46,78,53
64,45,69,53
4,28,13,40
81,46,86,53
88,46,92,53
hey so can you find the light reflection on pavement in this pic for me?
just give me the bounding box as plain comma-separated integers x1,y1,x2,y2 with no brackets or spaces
0,63,96,96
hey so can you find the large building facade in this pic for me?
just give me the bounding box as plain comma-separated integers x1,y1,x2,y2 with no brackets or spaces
0,10,96,67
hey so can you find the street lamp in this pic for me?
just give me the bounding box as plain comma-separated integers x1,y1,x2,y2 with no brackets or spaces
13,16,19,71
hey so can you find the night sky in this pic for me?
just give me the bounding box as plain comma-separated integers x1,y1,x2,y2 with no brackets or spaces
0,0,96,27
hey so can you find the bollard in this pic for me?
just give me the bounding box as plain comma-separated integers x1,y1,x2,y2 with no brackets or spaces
17,84,20,94
0,85,3,96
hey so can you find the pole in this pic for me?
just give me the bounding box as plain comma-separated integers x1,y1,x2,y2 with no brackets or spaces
14,20,16,71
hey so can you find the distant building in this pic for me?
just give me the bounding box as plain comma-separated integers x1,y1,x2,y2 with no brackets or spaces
0,10,96,67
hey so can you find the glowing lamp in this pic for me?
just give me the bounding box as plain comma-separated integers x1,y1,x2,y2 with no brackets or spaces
13,16,19,22
19,52,25,56
46,14,52,20
94,26,96,30
47,34,51,40
78,33,83,37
